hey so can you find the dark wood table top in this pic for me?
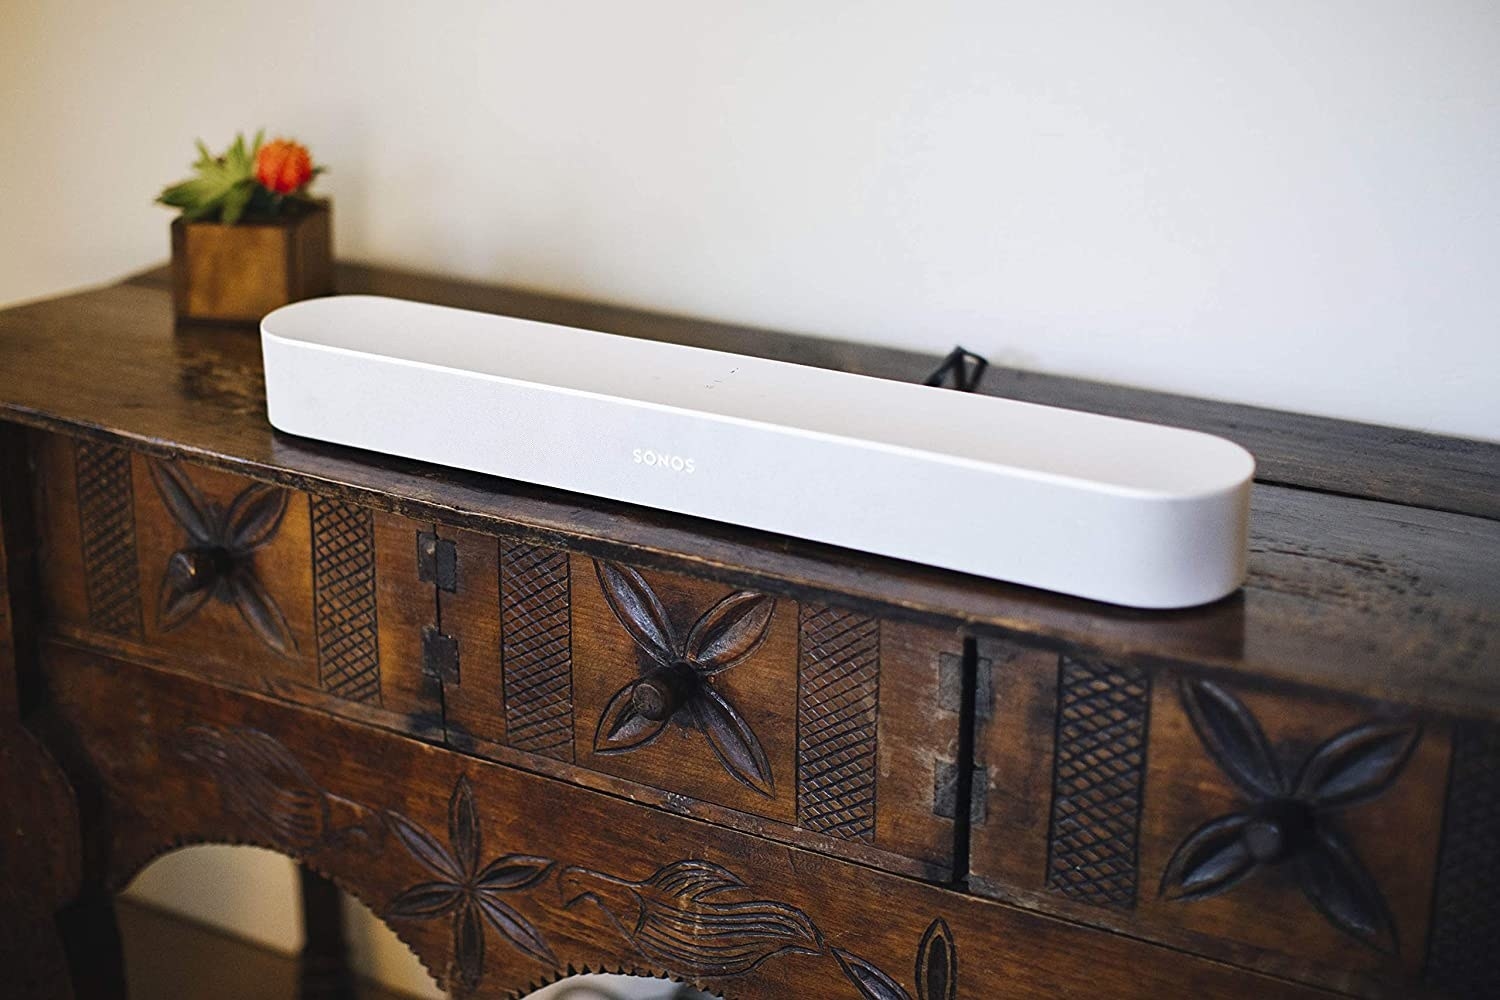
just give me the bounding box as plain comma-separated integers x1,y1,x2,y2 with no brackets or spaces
1,264,1496,720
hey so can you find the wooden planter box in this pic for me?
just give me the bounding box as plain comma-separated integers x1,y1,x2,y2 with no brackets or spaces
169,200,333,324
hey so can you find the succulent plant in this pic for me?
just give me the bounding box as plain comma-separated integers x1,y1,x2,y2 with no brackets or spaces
156,130,322,224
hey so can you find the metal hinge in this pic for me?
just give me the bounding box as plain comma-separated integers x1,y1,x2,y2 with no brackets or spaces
938,651,994,720
416,530,458,592
422,625,459,684
934,760,988,824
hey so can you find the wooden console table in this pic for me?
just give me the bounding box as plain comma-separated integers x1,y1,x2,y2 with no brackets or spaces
2,266,1496,999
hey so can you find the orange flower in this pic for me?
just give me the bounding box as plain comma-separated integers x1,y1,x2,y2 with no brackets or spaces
255,138,314,195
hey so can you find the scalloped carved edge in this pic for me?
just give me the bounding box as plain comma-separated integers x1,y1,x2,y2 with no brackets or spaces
164,724,954,998
105,831,451,994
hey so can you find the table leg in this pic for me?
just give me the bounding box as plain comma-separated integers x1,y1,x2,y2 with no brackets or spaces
298,866,357,1000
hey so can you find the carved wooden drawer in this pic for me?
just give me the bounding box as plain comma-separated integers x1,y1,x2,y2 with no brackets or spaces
34,434,444,736
969,635,1487,997
432,526,963,879
33,432,961,879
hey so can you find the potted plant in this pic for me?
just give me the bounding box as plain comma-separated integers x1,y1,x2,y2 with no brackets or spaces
157,131,333,324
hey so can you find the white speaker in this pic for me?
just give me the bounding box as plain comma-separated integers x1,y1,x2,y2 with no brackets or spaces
262,295,1253,608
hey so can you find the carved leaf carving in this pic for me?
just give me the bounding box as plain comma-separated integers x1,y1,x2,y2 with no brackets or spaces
916,918,957,1000
1296,829,1399,954
476,855,553,892
1159,813,1256,901
224,482,288,550
159,575,212,631
474,893,555,967
596,561,677,662
453,902,485,991
149,459,215,545
593,682,669,754
684,590,776,674
1294,721,1422,809
1179,678,1285,798
449,772,480,877
227,570,296,657
833,948,912,1000
387,810,463,883
386,881,464,919
691,686,775,796
832,918,957,1000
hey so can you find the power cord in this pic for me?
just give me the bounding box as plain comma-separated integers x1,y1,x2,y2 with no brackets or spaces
923,345,989,392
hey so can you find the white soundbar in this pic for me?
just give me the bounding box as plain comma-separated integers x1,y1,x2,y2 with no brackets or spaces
261,296,1254,608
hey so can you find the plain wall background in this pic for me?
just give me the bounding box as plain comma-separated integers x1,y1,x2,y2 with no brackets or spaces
5,1,1498,996
4,1,1498,439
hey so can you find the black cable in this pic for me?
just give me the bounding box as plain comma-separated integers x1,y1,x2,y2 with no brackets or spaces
922,346,989,392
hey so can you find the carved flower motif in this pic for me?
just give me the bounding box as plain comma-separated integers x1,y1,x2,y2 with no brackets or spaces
385,775,556,991
592,561,777,796
1161,679,1421,953
149,460,296,656
560,860,822,976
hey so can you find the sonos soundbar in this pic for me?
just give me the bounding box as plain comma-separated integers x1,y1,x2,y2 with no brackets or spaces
261,296,1254,608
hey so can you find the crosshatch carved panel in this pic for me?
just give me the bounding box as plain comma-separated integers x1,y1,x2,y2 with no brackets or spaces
500,541,574,761
34,433,96,631
74,439,143,638
1424,722,1500,999
1045,657,1150,909
310,496,381,705
797,605,880,842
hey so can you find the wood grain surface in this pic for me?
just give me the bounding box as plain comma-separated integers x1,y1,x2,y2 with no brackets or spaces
48,642,1330,1000
5,266,1498,999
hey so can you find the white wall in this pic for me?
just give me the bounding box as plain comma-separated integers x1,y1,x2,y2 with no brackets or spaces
3,1,1498,439
123,846,447,996
7,1,1499,993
